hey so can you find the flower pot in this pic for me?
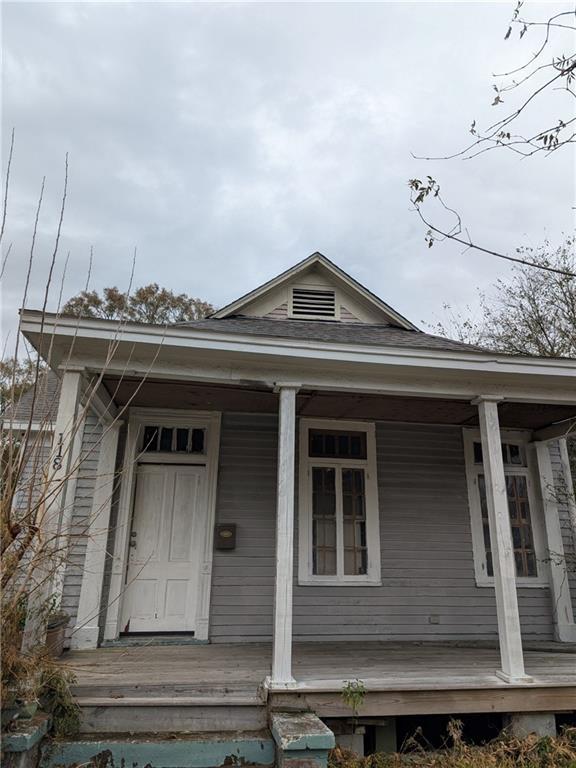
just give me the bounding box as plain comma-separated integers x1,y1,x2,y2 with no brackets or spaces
45,622,67,658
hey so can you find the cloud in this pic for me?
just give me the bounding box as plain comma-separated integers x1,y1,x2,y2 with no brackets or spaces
1,1,573,343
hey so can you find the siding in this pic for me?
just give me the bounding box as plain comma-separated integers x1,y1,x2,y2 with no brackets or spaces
209,415,554,643
62,413,102,644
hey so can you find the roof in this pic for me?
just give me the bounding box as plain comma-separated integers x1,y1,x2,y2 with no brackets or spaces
3,369,60,426
180,316,490,355
211,252,419,331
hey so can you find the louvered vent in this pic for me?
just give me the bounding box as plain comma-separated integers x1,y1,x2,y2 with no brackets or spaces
291,288,336,319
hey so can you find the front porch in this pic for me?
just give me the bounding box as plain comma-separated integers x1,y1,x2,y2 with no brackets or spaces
63,641,576,733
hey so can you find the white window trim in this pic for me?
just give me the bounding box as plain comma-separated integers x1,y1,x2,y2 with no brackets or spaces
463,427,549,589
298,418,381,586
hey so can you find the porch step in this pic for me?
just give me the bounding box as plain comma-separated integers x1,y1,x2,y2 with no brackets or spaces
40,730,275,768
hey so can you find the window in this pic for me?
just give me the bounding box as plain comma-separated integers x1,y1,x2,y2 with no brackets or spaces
291,288,336,319
299,419,380,585
463,430,546,587
141,425,205,455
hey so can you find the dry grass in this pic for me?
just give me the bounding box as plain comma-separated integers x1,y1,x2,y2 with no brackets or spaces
329,721,576,768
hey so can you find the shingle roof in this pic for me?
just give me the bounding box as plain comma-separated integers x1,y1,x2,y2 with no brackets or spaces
3,369,60,424
181,316,491,354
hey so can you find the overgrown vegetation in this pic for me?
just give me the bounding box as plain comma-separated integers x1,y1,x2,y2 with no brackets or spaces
329,721,576,768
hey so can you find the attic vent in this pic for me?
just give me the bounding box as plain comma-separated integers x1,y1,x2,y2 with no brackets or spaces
291,288,336,319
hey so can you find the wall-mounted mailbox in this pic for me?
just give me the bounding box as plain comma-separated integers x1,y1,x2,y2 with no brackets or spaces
215,523,236,550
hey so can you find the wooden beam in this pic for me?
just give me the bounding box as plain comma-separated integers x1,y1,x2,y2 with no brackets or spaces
271,385,299,685
269,686,576,717
71,421,122,650
534,441,576,642
475,397,531,684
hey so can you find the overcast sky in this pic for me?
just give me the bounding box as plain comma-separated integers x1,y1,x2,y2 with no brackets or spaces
1,1,574,345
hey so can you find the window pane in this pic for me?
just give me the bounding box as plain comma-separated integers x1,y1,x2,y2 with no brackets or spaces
506,474,537,578
142,426,159,452
309,430,367,459
478,472,537,578
160,427,173,452
473,442,483,464
312,468,336,575
176,428,189,452
342,468,367,575
191,428,205,454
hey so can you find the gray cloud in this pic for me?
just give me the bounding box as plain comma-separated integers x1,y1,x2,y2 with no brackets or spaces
2,1,573,345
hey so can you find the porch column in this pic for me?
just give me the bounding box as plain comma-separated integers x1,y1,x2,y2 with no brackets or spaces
533,440,576,642
474,397,531,683
272,384,299,685
71,420,122,650
559,438,576,549
22,369,83,651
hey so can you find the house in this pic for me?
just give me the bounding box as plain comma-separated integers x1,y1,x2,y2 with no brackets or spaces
14,252,576,760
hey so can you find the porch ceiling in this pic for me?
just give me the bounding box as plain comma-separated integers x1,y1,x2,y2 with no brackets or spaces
102,376,576,431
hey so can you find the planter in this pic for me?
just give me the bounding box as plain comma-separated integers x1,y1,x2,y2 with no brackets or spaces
45,621,67,659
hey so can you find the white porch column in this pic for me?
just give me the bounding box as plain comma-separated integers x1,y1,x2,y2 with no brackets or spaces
22,369,83,651
534,440,576,643
475,397,531,683
272,384,299,685
71,421,122,650
559,438,576,549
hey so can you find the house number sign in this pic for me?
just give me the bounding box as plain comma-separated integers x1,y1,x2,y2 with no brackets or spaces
52,432,64,471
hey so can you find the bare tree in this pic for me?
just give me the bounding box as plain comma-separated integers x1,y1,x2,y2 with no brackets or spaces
409,3,576,276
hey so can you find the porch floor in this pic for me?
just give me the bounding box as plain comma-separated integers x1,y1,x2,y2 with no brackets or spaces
64,641,576,701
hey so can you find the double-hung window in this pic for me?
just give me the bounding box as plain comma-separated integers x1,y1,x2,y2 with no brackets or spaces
463,429,547,587
298,419,381,585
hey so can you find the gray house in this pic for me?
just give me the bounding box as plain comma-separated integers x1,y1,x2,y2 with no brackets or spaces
16,252,576,755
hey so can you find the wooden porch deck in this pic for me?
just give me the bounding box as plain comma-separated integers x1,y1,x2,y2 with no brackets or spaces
63,641,576,729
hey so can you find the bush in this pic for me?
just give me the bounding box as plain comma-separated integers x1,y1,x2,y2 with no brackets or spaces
328,720,576,768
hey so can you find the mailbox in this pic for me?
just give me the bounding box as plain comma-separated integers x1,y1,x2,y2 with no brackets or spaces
215,523,236,550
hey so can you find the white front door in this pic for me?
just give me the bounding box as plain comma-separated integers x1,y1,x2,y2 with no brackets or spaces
121,463,206,633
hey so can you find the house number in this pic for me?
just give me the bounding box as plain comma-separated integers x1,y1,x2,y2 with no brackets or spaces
52,433,64,471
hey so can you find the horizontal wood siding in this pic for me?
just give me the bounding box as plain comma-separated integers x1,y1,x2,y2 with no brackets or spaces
210,416,554,643
210,413,278,642
62,414,103,644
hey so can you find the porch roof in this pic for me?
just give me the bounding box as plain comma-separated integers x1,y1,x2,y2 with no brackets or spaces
101,376,576,432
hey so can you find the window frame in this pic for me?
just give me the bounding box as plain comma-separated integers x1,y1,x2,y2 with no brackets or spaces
298,418,381,586
462,428,548,588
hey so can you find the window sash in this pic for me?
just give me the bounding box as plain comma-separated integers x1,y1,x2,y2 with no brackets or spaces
463,428,547,588
299,419,379,585
478,471,538,578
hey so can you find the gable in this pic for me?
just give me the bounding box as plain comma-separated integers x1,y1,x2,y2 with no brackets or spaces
212,253,418,330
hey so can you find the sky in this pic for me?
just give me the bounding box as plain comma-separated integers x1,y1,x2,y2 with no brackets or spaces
1,1,574,347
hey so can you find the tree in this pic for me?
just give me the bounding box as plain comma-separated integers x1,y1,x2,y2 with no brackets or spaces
62,284,214,324
432,236,576,357
0,358,41,413
409,3,576,276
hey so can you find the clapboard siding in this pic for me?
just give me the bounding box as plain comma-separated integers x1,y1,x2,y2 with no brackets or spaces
210,413,278,641
548,440,576,615
62,413,102,644
209,415,555,643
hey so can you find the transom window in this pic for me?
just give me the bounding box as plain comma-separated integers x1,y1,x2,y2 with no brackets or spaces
299,419,380,585
141,425,205,455
463,430,546,586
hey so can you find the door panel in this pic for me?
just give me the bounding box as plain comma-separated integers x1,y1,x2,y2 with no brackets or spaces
121,464,205,633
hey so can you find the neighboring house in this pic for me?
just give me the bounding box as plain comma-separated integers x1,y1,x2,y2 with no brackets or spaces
16,252,576,753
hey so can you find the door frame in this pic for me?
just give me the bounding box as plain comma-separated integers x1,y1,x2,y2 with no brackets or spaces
104,408,221,642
